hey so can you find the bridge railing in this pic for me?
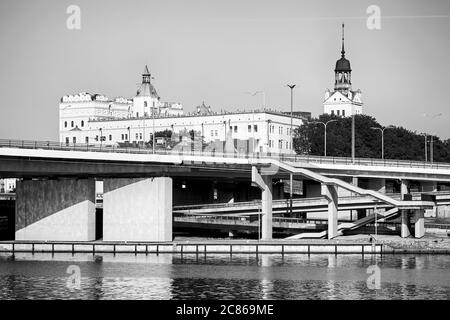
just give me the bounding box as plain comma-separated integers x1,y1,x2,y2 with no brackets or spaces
2,138,450,170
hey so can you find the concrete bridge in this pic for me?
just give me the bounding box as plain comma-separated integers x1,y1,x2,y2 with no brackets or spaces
1,139,449,242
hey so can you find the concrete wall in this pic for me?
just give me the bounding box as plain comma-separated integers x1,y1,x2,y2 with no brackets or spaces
103,177,172,242
15,179,96,241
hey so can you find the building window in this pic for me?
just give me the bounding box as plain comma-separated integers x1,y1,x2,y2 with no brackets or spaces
342,110,345,116
286,142,289,149
65,137,69,145
254,125,258,132
85,137,89,143
211,130,214,136
234,126,237,133
64,121,67,128
109,135,112,141
95,135,99,141
71,121,74,127
144,101,147,108
215,130,218,136
331,110,335,115
121,134,124,140
139,133,143,140
81,120,84,127
248,125,251,133
136,112,139,118
125,134,128,140
73,137,76,144
136,133,139,140
337,110,340,116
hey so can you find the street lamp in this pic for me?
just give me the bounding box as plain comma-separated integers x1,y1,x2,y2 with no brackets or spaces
312,120,337,157
99,128,103,148
285,84,296,216
422,133,428,162
152,107,156,154
285,84,296,154
423,113,442,163
370,126,393,160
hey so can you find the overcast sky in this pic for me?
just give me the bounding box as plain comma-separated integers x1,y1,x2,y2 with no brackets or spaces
0,0,449,140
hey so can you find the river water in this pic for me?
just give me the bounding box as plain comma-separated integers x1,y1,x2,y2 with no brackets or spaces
0,252,449,299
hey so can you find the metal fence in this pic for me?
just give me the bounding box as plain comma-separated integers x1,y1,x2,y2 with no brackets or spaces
2,138,450,169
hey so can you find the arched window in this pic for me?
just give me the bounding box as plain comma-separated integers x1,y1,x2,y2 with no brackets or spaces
71,121,74,127
81,120,84,127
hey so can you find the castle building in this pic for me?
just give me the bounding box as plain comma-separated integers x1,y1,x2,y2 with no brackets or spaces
59,67,308,154
323,24,363,117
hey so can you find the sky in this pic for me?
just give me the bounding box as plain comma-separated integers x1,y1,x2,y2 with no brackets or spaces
0,0,449,141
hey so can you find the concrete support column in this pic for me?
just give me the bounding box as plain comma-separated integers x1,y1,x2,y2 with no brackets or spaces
261,175,273,240
401,210,411,238
252,167,273,240
103,177,172,242
414,210,425,238
401,180,409,199
15,178,96,241
322,184,338,239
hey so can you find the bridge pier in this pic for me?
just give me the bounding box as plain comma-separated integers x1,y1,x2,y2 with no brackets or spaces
413,210,425,238
400,180,411,238
322,184,338,239
103,177,172,242
252,167,273,240
401,210,411,238
15,178,96,241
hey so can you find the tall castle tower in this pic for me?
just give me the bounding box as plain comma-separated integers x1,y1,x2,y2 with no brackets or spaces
323,24,363,117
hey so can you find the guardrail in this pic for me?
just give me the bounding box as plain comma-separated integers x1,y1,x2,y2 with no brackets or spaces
2,138,450,170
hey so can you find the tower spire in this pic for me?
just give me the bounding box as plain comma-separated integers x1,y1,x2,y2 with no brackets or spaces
341,23,345,57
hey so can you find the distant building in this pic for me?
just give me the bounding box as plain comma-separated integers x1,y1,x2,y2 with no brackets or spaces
323,24,363,117
59,67,309,154
0,179,16,193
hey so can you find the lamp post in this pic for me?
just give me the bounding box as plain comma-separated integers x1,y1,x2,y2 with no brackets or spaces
313,120,337,157
99,128,103,148
285,84,296,153
423,113,442,163
431,134,434,163
370,126,393,160
351,113,355,163
422,133,428,162
152,108,156,154
286,84,296,216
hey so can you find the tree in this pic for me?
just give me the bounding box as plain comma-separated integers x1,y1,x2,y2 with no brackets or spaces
293,114,450,161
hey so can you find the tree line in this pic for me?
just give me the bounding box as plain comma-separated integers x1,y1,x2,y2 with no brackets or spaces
293,114,450,162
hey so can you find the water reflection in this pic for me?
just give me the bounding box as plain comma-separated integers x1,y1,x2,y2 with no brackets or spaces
0,252,450,300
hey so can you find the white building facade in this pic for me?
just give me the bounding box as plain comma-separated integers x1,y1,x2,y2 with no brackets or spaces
0,179,16,193
59,67,307,154
323,24,363,117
